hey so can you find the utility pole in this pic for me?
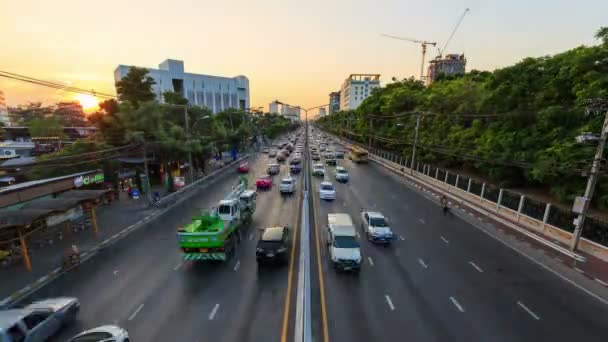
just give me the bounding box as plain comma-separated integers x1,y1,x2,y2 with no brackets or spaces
571,101,608,251
184,106,194,184
410,113,421,175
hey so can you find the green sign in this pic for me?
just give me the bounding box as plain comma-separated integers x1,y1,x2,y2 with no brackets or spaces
74,173,105,187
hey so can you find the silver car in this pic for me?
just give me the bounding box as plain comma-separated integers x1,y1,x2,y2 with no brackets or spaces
69,325,129,342
0,297,80,342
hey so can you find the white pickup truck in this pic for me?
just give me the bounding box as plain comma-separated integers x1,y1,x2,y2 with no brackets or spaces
360,211,394,244
327,213,361,273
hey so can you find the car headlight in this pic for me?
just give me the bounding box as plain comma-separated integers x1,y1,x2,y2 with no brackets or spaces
277,247,287,253
256,247,264,253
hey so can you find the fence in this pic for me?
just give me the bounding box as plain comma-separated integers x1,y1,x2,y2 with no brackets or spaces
337,135,608,261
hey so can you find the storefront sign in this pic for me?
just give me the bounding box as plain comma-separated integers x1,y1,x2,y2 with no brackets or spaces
74,173,105,188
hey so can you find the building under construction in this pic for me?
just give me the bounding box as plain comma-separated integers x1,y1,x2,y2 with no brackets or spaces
427,54,467,84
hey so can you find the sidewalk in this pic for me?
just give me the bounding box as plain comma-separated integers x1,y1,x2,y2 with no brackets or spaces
0,155,242,302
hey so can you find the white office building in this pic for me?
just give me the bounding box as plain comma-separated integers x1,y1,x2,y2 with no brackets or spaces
340,74,380,111
114,59,250,114
269,101,301,122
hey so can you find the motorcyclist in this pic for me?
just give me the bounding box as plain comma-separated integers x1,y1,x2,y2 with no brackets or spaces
440,195,449,215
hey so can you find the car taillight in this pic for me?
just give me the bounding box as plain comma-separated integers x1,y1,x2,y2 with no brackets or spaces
177,226,185,232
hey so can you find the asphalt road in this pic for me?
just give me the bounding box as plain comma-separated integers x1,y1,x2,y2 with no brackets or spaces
22,152,303,342
309,138,608,342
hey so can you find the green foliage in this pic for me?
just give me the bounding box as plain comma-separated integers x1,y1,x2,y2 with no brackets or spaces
27,117,65,138
163,91,188,105
318,34,608,207
9,102,52,125
115,67,156,107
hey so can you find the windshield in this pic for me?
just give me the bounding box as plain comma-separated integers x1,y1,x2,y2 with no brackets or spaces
369,217,387,227
333,236,359,249
337,169,347,174
321,184,334,191
281,180,292,185
218,205,231,214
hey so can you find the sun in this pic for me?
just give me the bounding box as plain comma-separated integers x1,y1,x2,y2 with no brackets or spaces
74,94,100,111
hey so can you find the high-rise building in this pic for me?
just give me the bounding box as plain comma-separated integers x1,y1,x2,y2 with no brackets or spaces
268,101,301,122
340,74,380,111
0,90,11,127
427,54,466,84
329,92,340,114
114,59,250,114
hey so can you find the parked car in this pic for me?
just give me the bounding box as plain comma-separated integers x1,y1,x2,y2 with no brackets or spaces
280,177,296,194
0,297,80,342
319,181,336,200
256,175,272,189
256,226,289,265
68,325,129,342
237,161,249,173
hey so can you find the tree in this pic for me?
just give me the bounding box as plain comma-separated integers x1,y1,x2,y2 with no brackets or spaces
115,67,156,107
596,26,608,45
54,101,88,127
27,117,65,138
163,91,188,105
9,102,52,125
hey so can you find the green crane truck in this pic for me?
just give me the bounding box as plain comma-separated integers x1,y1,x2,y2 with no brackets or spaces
177,176,256,261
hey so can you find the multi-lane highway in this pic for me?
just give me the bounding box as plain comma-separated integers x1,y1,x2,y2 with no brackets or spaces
17,127,608,342
25,153,303,342
309,135,608,342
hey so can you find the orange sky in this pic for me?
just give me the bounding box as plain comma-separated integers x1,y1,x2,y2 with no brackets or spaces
1,0,605,117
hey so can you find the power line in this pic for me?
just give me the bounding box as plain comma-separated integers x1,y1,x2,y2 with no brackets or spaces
0,71,116,99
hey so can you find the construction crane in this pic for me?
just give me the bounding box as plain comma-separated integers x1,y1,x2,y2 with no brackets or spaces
381,33,436,81
437,8,470,58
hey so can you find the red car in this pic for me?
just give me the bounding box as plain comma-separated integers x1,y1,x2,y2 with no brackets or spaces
256,175,272,189
237,161,249,173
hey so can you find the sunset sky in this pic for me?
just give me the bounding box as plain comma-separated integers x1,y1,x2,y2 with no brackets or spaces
1,0,606,115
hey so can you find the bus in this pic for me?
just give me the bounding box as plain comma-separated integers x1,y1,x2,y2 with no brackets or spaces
349,147,369,163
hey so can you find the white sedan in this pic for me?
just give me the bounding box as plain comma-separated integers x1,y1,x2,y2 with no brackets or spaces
312,164,325,177
68,325,129,342
319,181,336,200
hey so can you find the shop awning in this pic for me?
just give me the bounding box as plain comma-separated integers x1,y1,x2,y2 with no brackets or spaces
56,189,110,201
0,209,55,230
21,198,83,212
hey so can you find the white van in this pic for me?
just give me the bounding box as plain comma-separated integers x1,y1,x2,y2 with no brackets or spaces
326,213,361,273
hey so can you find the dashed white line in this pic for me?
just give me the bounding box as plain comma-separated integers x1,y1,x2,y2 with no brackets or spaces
418,258,428,269
208,303,220,320
573,267,585,274
128,303,144,321
440,236,449,244
449,297,465,312
248,233,254,240
517,301,540,320
385,295,395,311
399,235,406,241
469,261,484,273
418,218,426,224
233,260,240,272
368,257,374,266
173,262,183,271
356,232,361,238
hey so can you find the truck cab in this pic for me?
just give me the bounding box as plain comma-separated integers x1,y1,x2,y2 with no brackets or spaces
218,199,241,223
326,213,361,273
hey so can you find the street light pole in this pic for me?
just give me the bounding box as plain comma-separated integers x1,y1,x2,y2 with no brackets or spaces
410,113,421,176
571,99,608,251
184,106,194,184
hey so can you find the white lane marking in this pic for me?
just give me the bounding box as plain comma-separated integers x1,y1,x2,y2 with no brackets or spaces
113,270,119,276
573,267,584,274
463,214,608,306
385,295,395,311
208,303,220,320
440,236,449,244
595,278,608,287
517,301,540,320
173,262,183,271
128,303,144,321
418,218,426,224
418,258,428,269
449,297,465,312
356,232,361,238
399,235,406,241
368,257,374,266
248,233,254,240
469,261,484,273
233,260,240,272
